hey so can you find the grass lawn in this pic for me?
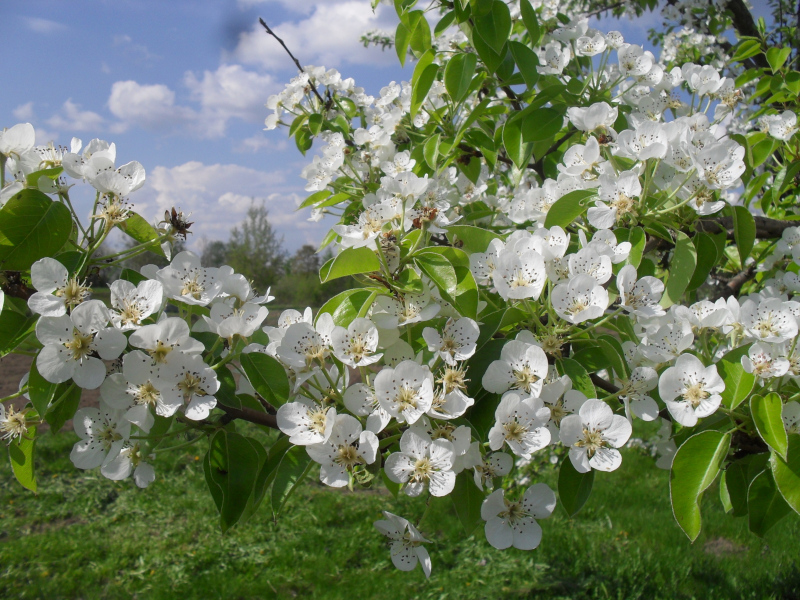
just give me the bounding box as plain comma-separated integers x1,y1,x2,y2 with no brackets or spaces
1,427,798,600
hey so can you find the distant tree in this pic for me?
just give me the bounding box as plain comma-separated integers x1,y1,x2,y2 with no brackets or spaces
225,201,286,293
289,244,320,274
200,239,228,268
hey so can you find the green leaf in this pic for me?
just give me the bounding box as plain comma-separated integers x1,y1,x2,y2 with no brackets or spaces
751,393,788,460
319,246,381,282
411,62,439,119
444,53,478,104
687,232,718,292
473,0,511,54
556,358,596,399
215,365,241,410
660,231,697,309
731,205,756,265
722,454,769,517
471,24,504,74
409,11,431,57
445,224,503,254
44,384,81,433
317,289,377,327
771,434,800,515
670,430,731,541
119,268,147,285
518,0,540,45
558,456,594,517
597,335,630,378
502,113,533,169
0,297,36,358
271,444,313,517
28,359,60,417
9,425,37,493
240,352,290,408
543,190,595,228
395,22,412,67
748,469,792,536
730,39,762,63
717,343,755,409
307,113,323,135
423,133,441,170
26,167,63,187
415,251,457,297
0,188,73,271
450,471,485,533
521,107,564,142
298,190,332,210
766,47,791,71
508,41,539,89
118,213,165,257
206,430,262,531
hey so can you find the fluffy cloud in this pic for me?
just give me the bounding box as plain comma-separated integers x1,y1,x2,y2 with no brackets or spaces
47,100,105,132
108,81,196,132
133,161,328,250
233,1,399,70
184,64,279,136
23,17,67,34
13,102,34,121
233,133,287,153
107,64,277,137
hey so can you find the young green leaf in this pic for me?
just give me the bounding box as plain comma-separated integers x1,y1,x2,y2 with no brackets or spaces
670,430,731,541
558,457,594,517
240,352,290,407
751,393,788,460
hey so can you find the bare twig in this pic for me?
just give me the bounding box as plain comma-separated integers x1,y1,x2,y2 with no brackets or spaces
259,17,325,104
218,403,279,430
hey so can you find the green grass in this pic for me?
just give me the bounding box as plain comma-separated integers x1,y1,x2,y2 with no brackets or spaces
1,430,799,600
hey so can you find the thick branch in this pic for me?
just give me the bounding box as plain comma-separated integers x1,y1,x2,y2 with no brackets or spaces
698,215,799,239
709,263,758,301
590,374,620,396
259,17,325,105
724,0,770,69
218,403,279,430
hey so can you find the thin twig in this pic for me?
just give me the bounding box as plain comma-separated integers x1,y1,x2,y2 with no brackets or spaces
258,17,325,104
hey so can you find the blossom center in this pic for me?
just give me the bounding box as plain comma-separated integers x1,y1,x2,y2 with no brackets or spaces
65,331,94,361
512,366,539,393
177,372,206,399
134,381,161,407
151,340,173,364
396,386,419,413
56,277,90,309
335,444,362,468
682,382,709,407
575,427,606,457
503,420,528,443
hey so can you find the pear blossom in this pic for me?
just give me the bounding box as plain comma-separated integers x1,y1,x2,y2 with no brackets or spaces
481,483,556,550
0,123,35,158
331,317,382,367
617,265,665,317
156,251,223,306
100,442,156,488
0,404,31,444
782,402,800,434
588,171,641,229
160,353,220,420
108,279,163,331
471,448,513,490
658,354,725,427
559,399,632,472
27,257,91,317
374,360,434,424
567,102,618,133
129,317,204,365
373,512,432,578
616,367,660,421
740,298,798,343
277,399,336,445
343,383,391,433
552,274,609,324
36,300,126,389
759,111,798,141
483,340,549,396
70,402,131,470
384,428,455,497
422,317,479,366
306,414,379,487
487,392,551,459
741,342,790,379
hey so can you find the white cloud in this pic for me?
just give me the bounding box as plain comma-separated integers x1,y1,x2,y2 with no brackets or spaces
184,64,279,136
107,64,278,137
108,81,196,132
13,102,34,121
233,133,287,153
47,100,105,132
134,161,327,250
232,1,399,70
23,17,67,34
112,33,160,62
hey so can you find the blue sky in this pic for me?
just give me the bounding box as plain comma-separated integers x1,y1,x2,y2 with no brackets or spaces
1,0,676,254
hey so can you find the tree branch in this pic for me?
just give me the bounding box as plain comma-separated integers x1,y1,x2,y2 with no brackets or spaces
259,17,325,105
709,263,758,301
590,373,620,396
218,403,279,430
724,0,770,69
